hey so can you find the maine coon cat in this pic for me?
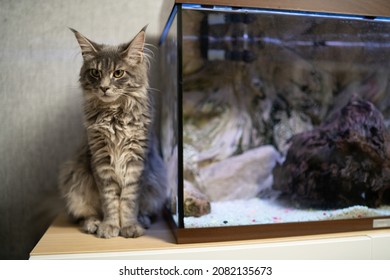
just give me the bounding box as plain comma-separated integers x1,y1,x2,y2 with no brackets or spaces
59,26,167,238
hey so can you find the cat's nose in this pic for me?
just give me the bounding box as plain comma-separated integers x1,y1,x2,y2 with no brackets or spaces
100,86,110,93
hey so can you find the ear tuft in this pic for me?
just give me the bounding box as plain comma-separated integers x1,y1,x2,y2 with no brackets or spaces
121,25,148,64
69,28,99,61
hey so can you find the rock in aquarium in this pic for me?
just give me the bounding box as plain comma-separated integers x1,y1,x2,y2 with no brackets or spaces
273,99,390,208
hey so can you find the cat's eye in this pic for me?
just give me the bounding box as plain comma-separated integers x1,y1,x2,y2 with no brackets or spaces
113,70,125,78
89,69,101,78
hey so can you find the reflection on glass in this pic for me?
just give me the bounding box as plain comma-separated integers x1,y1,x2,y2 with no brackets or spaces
160,14,179,226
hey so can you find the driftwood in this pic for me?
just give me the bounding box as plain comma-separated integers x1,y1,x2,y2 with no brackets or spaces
273,99,390,208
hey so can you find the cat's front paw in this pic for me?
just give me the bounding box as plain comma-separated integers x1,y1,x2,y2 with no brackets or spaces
96,222,120,238
120,223,145,238
82,217,101,234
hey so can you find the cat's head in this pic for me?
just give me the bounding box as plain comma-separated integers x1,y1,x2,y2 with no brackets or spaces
71,26,149,103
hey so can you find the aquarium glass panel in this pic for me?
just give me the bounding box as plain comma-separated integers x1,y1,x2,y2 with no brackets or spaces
160,13,180,226
180,7,390,229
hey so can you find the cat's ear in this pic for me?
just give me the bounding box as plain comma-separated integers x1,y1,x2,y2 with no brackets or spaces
121,25,147,65
69,28,99,61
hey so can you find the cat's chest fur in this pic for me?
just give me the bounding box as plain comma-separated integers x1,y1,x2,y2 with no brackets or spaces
86,108,148,183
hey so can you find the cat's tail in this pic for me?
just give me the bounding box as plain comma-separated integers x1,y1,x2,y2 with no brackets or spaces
58,144,102,223
138,134,168,228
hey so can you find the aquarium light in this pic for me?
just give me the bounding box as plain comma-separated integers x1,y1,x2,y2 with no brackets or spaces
182,3,390,22
159,5,178,46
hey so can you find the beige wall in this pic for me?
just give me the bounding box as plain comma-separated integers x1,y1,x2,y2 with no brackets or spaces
0,0,164,259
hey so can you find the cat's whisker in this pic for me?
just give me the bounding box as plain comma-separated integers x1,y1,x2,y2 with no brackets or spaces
116,92,131,98
147,87,161,93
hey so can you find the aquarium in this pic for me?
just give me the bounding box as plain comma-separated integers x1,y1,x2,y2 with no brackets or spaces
160,3,390,243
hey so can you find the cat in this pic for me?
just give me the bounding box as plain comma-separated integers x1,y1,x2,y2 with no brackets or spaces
59,26,167,238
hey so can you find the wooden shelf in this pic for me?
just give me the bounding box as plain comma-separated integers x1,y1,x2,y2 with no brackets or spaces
30,214,390,259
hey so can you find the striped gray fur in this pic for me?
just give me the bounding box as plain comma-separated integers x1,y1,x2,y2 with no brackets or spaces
59,27,167,238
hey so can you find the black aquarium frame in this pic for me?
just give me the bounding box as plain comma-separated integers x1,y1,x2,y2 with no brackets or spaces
160,2,390,244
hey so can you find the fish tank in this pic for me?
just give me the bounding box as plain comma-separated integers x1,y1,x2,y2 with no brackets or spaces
159,1,390,243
